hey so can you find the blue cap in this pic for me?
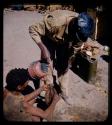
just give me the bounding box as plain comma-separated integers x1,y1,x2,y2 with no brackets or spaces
77,12,94,41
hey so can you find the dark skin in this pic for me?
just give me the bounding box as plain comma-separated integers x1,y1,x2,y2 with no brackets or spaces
4,81,60,121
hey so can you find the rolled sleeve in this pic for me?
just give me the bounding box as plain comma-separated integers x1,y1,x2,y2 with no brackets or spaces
29,22,45,43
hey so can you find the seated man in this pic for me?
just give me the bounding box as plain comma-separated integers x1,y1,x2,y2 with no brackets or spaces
3,61,60,121
4,60,53,108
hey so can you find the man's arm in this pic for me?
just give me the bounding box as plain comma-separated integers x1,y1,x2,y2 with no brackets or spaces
24,87,43,102
29,23,51,63
24,90,60,120
28,99,36,105
37,42,51,63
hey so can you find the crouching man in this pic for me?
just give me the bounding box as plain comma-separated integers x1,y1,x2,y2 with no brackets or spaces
3,60,60,121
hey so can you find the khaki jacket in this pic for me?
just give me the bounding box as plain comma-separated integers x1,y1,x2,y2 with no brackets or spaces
29,10,79,44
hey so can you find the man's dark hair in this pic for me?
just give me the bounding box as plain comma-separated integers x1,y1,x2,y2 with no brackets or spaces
5,68,29,91
77,12,95,39
68,12,94,42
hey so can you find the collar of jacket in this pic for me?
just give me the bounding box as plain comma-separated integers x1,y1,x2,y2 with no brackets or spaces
65,13,79,35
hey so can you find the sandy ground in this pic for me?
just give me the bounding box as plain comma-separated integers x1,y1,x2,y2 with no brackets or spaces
3,10,108,121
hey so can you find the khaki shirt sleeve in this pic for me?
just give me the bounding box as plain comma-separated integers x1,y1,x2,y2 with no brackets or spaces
29,21,45,44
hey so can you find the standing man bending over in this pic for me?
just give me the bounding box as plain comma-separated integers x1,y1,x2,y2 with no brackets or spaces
29,10,94,104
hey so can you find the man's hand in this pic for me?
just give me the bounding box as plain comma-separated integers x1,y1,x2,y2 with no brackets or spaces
40,79,49,91
52,89,60,103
